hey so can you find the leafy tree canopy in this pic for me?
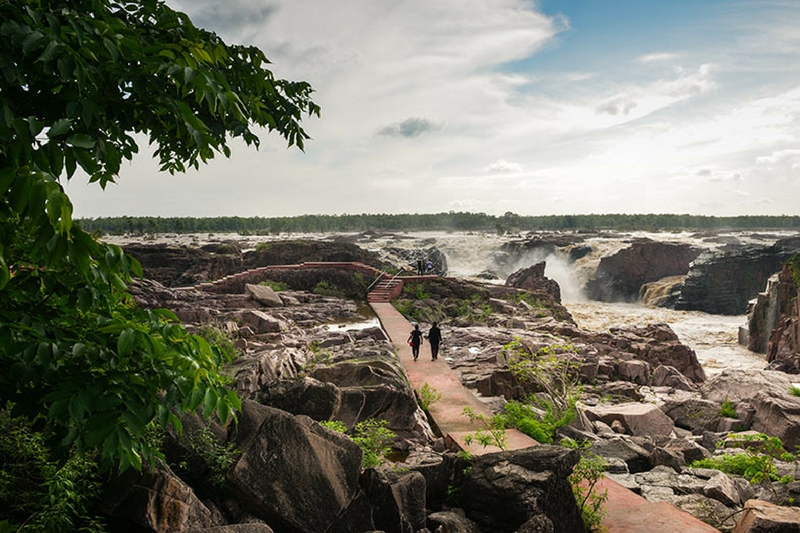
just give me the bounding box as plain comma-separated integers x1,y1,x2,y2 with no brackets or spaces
0,0,319,472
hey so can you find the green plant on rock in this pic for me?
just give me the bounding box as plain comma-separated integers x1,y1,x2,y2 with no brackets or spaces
416,383,442,411
184,426,241,488
320,420,348,433
789,385,800,397
562,438,609,532
462,406,508,451
351,419,396,469
313,280,347,298
303,341,332,374
501,397,576,444
258,280,289,292
719,399,737,418
503,339,582,427
690,432,798,502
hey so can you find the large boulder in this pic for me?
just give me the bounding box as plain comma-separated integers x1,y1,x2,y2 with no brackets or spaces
103,464,218,533
750,391,800,452
661,398,722,434
675,245,798,315
505,262,562,303
361,469,427,533
245,283,284,307
700,369,794,404
732,499,800,533
226,400,370,533
741,266,796,353
585,241,701,302
460,445,584,533
583,403,675,438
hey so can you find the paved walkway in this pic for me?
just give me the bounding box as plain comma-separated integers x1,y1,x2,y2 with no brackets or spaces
369,299,721,533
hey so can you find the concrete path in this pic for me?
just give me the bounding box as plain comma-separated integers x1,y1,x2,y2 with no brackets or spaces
369,299,721,533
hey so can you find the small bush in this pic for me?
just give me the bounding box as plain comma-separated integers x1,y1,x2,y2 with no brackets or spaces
183,426,241,488
719,399,737,418
563,439,608,532
313,280,347,298
320,420,348,433
462,407,508,450
258,280,289,291
416,383,442,411
789,385,800,397
351,419,396,469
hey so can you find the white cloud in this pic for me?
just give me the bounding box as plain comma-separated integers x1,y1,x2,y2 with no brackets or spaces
638,52,680,63
485,159,523,173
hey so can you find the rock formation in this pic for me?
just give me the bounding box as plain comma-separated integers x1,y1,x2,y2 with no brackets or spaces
740,265,797,353
675,245,798,315
584,241,701,302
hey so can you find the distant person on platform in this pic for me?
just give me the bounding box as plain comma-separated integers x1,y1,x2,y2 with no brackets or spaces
426,259,433,273
416,259,424,275
428,322,442,361
408,324,424,361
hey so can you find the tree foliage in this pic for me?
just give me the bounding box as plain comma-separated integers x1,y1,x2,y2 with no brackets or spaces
0,0,318,473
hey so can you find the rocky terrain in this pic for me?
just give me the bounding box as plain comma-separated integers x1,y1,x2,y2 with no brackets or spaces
95,234,800,533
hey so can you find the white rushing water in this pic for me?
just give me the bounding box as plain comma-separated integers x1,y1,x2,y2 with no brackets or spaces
364,230,777,376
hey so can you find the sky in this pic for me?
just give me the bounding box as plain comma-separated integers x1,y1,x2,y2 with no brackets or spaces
67,0,800,218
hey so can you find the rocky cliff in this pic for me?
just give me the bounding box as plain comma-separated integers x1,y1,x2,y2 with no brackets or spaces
584,241,701,302
675,245,797,315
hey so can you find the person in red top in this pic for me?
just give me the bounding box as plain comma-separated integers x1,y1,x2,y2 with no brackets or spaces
407,324,423,361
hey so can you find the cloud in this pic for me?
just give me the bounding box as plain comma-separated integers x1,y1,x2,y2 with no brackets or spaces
377,117,443,138
485,159,523,173
595,96,638,116
638,52,680,63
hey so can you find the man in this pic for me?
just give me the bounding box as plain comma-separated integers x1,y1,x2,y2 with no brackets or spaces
428,322,442,361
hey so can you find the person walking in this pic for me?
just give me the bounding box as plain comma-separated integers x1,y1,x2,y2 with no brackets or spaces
408,324,423,361
428,322,442,360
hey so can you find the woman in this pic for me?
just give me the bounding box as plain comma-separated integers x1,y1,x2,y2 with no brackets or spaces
407,324,424,361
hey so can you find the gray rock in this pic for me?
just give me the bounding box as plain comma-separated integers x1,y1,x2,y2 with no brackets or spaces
245,283,284,307
184,526,274,533
592,437,652,473
751,391,800,452
426,510,481,533
704,472,742,507
361,468,427,533
227,401,368,533
732,499,800,533
652,365,699,392
701,369,793,404
583,402,675,438
461,446,584,533
103,464,217,533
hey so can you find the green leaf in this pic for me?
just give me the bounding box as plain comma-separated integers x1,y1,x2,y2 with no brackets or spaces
48,118,72,138
66,134,95,149
202,387,218,419
118,328,137,358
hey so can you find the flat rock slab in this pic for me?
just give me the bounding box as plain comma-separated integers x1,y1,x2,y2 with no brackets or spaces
584,402,675,438
732,499,800,533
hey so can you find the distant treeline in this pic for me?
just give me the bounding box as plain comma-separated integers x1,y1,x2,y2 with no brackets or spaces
76,213,800,235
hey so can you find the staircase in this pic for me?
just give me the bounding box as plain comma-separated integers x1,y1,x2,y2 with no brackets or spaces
367,276,404,303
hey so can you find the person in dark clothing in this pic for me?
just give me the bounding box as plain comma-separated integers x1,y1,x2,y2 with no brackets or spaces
428,322,442,360
407,324,423,361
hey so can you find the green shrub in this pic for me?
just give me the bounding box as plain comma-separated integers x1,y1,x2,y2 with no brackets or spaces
351,419,396,469
562,439,608,532
258,280,289,292
416,383,442,411
689,433,794,487
719,399,737,418
0,409,107,533
462,407,508,450
320,420,348,433
790,385,800,397
502,398,576,444
313,280,347,298
182,426,241,488
196,324,240,364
